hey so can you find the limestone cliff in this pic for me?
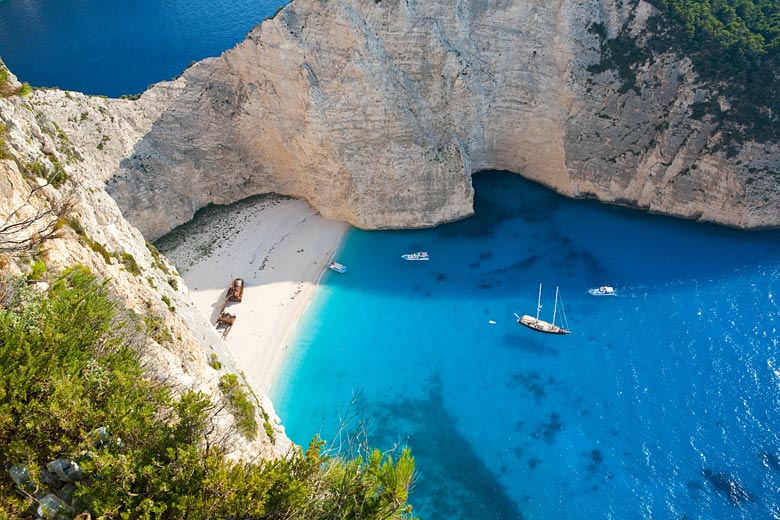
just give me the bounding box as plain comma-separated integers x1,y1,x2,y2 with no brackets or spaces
98,0,779,239
0,68,291,460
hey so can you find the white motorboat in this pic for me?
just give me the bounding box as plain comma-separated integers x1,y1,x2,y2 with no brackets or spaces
402,252,429,261
588,286,615,296
328,261,347,273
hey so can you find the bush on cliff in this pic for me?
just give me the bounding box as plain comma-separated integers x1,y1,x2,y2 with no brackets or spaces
0,266,417,519
648,0,780,143
590,0,780,145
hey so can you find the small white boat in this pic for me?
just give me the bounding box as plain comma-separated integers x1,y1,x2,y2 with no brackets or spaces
328,261,347,274
588,286,615,296
402,252,429,261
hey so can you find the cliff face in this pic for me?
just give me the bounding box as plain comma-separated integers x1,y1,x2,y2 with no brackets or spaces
101,0,779,240
0,69,291,460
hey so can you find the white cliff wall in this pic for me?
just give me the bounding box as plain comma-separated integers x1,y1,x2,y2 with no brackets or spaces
99,0,779,240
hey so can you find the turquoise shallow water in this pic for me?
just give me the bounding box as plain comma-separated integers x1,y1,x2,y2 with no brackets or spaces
0,0,288,96
273,171,780,519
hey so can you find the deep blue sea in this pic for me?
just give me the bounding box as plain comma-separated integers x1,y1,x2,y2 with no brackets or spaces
0,0,287,96
273,171,780,519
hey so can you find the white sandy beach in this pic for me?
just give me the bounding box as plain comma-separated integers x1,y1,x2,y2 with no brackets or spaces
158,196,348,393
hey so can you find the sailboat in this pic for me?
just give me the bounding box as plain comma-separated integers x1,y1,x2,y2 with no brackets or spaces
516,283,571,335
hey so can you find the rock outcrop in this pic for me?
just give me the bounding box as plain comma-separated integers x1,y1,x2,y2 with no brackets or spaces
0,68,291,461
97,0,779,240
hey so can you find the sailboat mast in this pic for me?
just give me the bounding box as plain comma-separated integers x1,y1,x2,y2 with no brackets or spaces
536,283,542,321
552,286,559,326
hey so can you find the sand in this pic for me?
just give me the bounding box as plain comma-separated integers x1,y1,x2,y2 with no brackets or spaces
157,195,348,393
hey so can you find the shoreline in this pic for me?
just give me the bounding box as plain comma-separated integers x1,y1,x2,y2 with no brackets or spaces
157,195,348,394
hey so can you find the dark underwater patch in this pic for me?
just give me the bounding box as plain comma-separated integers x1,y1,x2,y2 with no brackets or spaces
760,450,780,472
532,412,565,444
367,380,526,520
502,334,559,356
586,449,603,475
490,255,538,276
703,468,752,507
508,372,548,401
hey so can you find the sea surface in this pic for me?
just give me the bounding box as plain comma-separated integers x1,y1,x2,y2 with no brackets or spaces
273,171,780,519
0,0,288,96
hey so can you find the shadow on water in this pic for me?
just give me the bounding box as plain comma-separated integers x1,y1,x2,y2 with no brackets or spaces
501,333,559,356
326,171,780,300
367,379,525,520
154,170,780,297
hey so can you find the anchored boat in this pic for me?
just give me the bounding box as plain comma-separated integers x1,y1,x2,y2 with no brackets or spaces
328,261,348,274
516,283,571,335
402,252,429,261
588,285,615,296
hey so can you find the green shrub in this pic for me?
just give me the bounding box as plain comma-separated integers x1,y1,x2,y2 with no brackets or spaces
143,313,172,344
219,373,258,440
86,238,112,264
208,352,222,370
0,124,8,160
161,295,175,313
118,252,141,276
28,260,47,280
146,240,171,274
652,0,780,143
65,217,85,237
264,420,276,444
0,268,417,520
17,82,32,96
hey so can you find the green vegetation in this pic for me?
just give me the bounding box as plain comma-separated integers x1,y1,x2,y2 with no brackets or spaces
261,406,277,444
22,157,68,188
0,64,13,97
651,0,780,56
28,260,47,280
0,267,416,519
647,0,780,144
208,352,222,370
146,240,172,275
17,82,32,96
66,218,146,274
118,251,140,276
141,312,172,345
587,21,645,94
161,295,175,313
590,0,780,146
0,124,9,160
0,63,34,97
219,373,258,440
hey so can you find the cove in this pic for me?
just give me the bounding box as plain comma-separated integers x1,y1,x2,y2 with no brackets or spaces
272,170,780,519
0,0,289,97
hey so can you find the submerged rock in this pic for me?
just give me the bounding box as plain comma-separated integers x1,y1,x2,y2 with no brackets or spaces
760,450,780,472
703,468,752,507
